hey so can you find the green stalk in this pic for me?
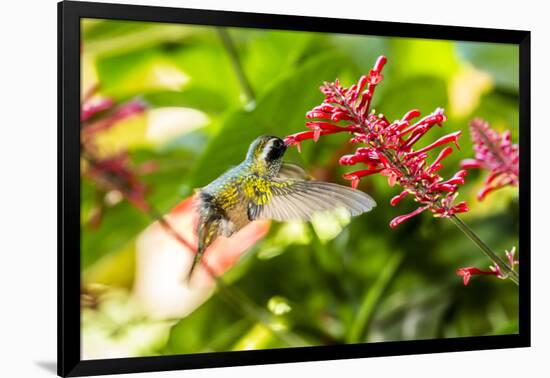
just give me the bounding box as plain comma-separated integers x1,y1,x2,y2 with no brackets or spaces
217,27,256,106
449,215,519,285
347,252,403,343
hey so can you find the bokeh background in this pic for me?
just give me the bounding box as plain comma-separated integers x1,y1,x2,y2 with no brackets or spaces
80,19,519,360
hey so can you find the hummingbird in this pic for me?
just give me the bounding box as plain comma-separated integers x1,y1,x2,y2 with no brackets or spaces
186,135,376,280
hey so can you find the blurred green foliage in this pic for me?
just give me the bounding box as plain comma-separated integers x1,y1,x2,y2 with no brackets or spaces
81,19,519,357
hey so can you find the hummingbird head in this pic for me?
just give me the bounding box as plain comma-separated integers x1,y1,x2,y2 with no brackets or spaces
246,135,287,164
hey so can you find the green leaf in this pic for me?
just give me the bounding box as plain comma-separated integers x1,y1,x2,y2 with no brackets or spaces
233,28,317,96
188,53,349,189
82,242,136,288
94,40,242,109
95,48,189,99
329,34,389,74
142,88,232,115
82,19,201,57
231,323,276,351
374,75,449,125
369,285,453,341
164,296,249,354
390,38,460,81
170,43,242,109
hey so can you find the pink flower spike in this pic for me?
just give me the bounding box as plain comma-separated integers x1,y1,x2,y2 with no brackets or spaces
461,118,519,201
389,206,429,228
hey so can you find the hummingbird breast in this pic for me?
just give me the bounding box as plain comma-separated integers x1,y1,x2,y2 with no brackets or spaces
200,165,254,235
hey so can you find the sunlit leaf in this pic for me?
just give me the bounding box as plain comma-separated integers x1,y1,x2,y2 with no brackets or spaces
457,42,519,91
82,19,200,57
95,49,189,99
146,107,209,143
390,38,460,81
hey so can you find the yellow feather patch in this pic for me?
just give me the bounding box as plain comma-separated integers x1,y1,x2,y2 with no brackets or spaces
242,176,275,205
217,185,240,208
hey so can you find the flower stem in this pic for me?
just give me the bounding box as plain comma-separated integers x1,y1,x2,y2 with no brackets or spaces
217,27,256,106
449,215,519,285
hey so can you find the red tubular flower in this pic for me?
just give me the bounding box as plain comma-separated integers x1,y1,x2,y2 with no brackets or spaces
456,267,499,286
284,55,469,228
461,118,519,201
456,247,517,285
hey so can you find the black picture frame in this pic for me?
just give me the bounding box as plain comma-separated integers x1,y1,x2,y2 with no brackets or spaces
58,1,531,376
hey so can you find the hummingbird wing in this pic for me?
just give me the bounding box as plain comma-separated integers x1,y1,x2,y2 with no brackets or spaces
247,179,376,222
278,163,312,180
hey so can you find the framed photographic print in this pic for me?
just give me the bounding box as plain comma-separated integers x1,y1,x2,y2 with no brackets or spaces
58,0,531,376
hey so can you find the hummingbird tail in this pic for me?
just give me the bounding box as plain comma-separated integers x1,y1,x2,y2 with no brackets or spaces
185,248,204,282
185,213,220,282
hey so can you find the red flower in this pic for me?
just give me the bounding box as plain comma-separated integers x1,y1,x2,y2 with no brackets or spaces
81,85,147,139
456,267,500,286
84,152,150,212
81,85,152,219
461,118,519,200
284,56,469,228
456,247,517,285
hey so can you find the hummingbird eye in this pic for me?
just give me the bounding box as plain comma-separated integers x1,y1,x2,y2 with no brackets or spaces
271,138,284,148
264,137,286,161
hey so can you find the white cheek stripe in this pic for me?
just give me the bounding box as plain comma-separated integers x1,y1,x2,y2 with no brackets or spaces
259,139,275,161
